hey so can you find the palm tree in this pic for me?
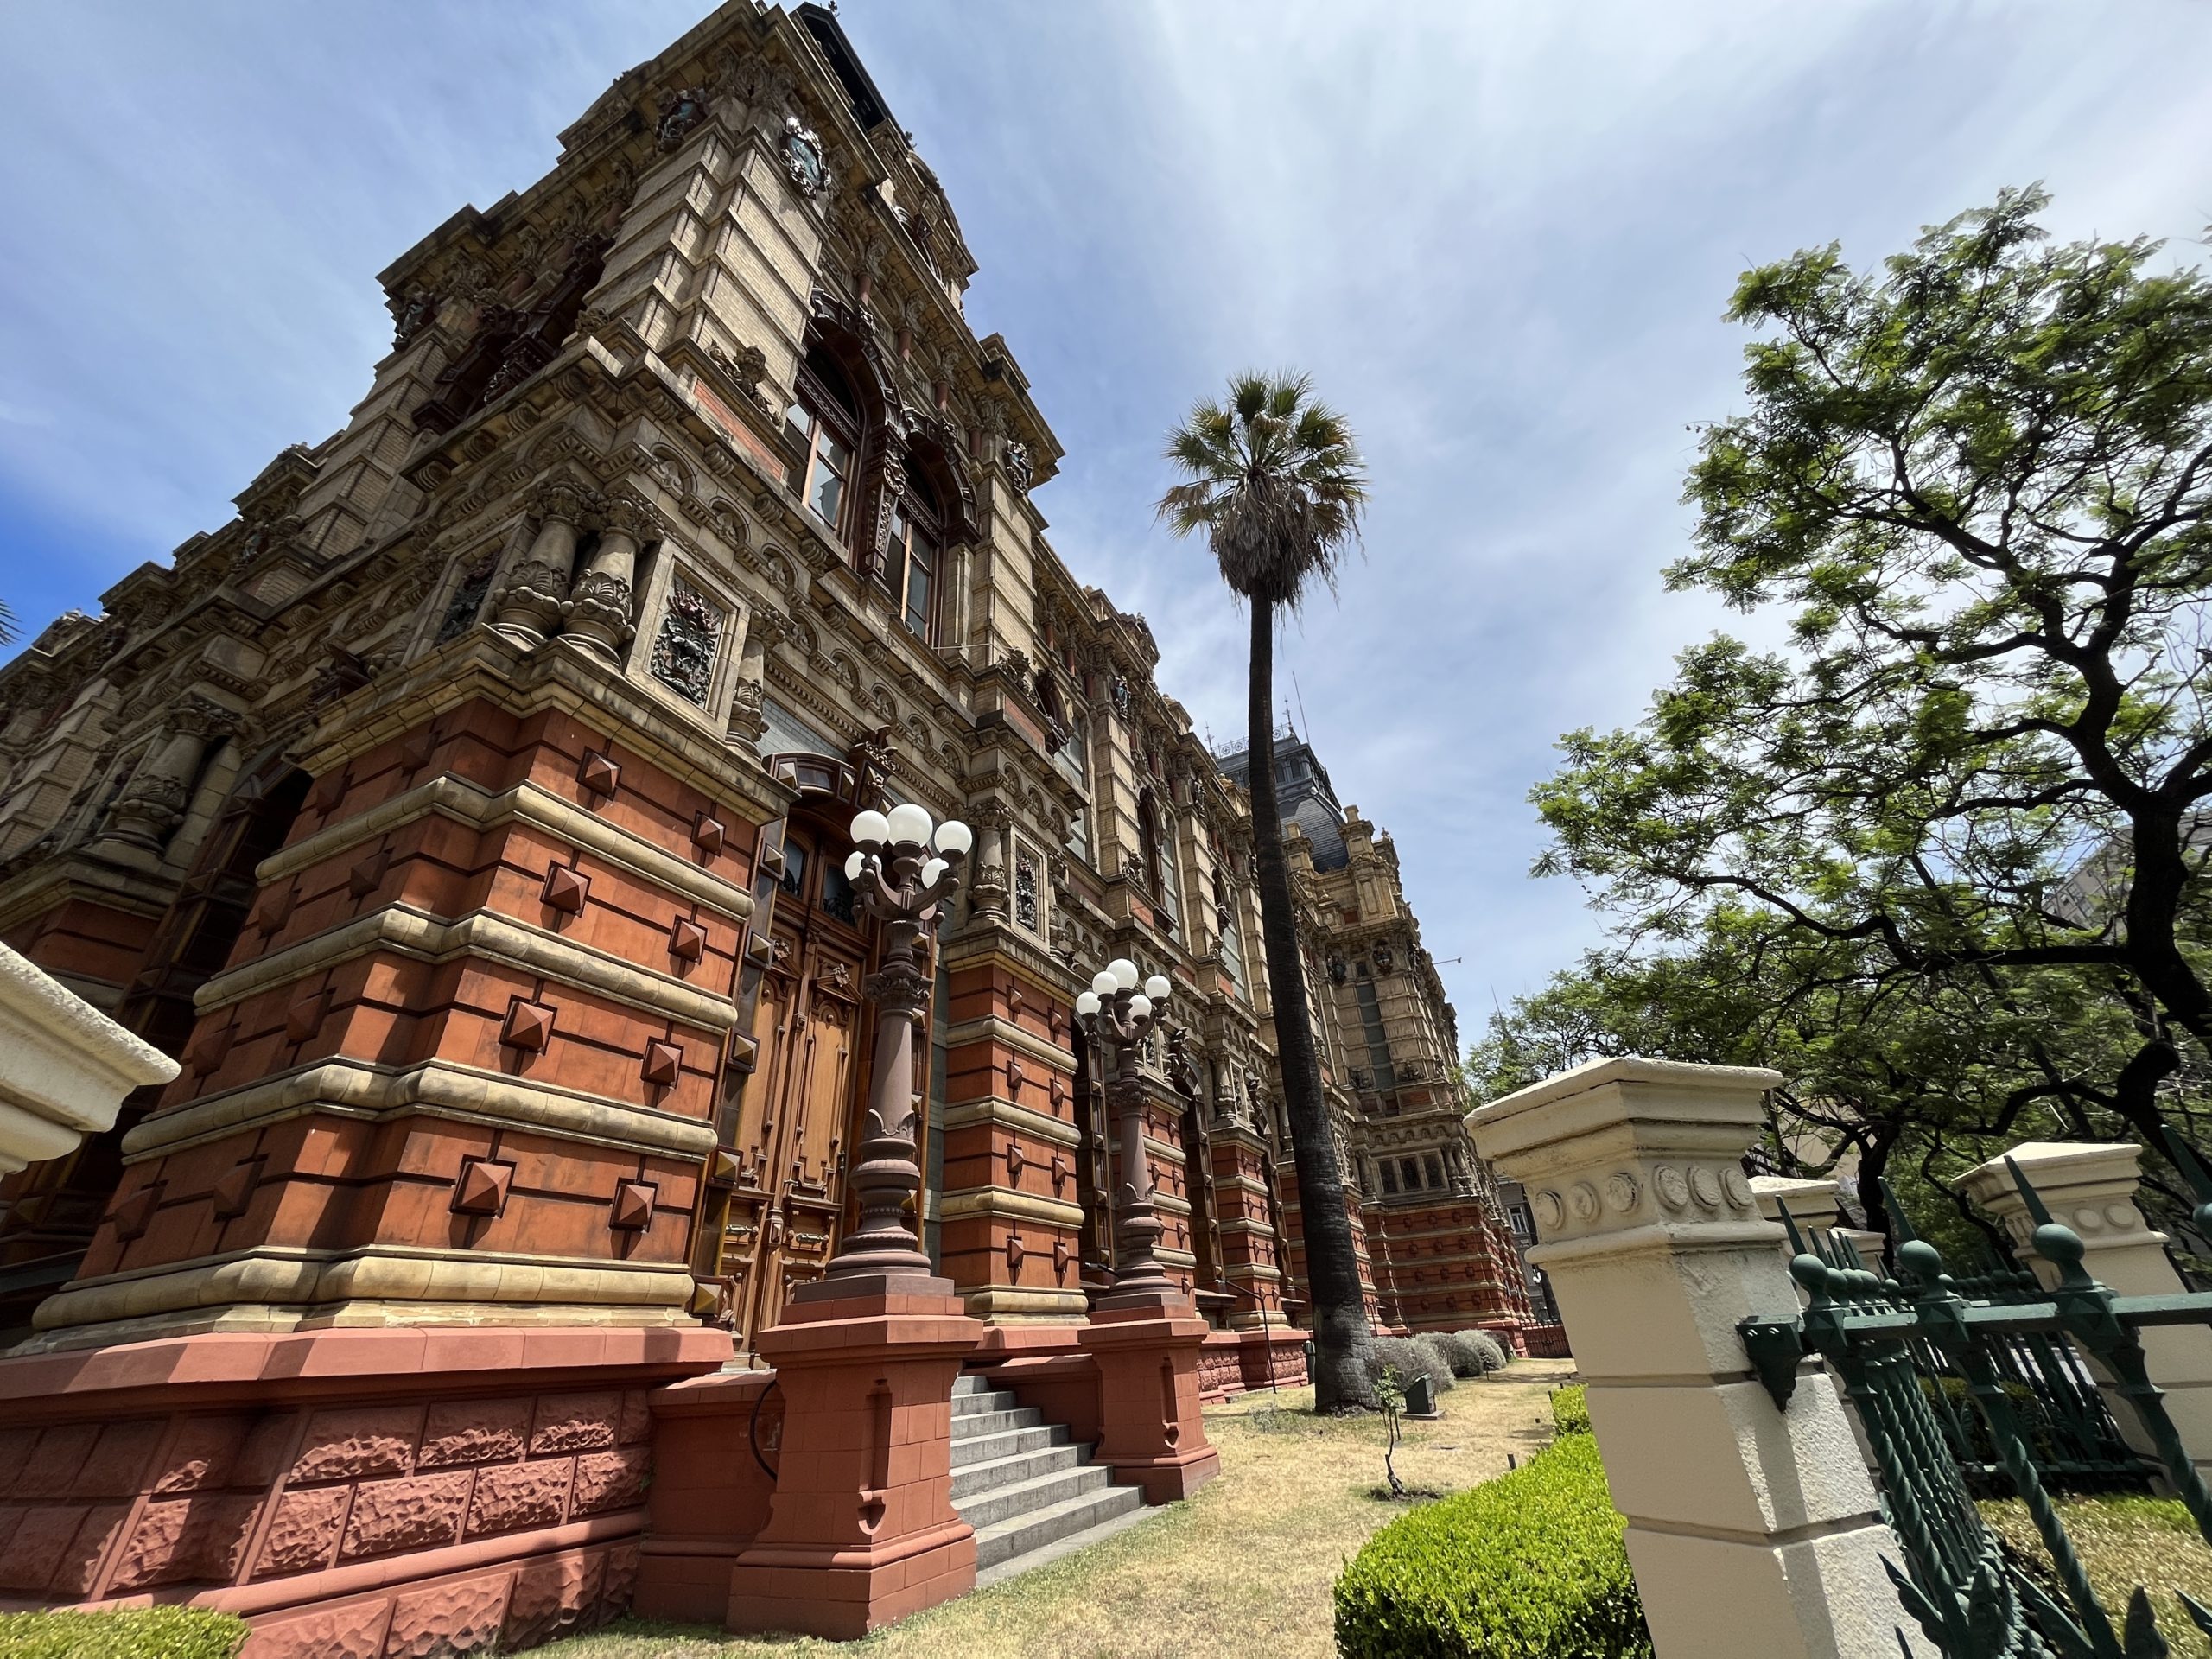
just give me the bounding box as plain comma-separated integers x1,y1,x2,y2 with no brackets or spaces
1158,372,1376,1412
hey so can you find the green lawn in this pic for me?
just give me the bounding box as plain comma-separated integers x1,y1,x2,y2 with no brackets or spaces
539,1361,1577,1659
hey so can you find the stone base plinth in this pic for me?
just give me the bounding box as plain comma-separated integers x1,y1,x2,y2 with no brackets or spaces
723,1283,982,1639
0,1325,731,1656
1077,1302,1220,1503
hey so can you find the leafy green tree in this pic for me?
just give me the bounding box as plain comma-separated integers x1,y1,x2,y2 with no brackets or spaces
1160,372,1375,1410
1534,188,2212,1145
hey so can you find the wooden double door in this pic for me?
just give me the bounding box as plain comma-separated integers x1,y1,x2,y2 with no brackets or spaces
712,817,880,1350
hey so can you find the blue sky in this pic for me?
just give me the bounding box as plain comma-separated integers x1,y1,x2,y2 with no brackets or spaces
3,1,2209,1033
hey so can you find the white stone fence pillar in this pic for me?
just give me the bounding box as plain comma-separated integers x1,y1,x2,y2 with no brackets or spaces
1749,1174,1885,1271
0,941,179,1177
1958,1141,2212,1480
1471,1057,1924,1659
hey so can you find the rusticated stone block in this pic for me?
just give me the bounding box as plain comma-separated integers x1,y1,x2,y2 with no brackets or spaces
385,1565,514,1657
419,1398,531,1468
17,1424,100,1498
0,1427,37,1497
503,1552,595,1649
570,1446,649,1516
107,1491,260,1590
47,1502,130,1596
0,1503,24,1553
0,1504,86,1591
617,1390,652,1446
292,1403,422,1484
254,1484,350,1578
467,1456,572,1536
236,1411,300,1488
156,1414,251,1492
529,1392,618,1455
601,1540,639,1610
76,1418,165,1497
244,1599,392,1659
338,1469,470,1560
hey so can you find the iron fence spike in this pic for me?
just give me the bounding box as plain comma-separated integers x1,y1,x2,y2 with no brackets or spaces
1881,1176,1921,1243
2006,1155,2057,1229
1777,1197,1809,1256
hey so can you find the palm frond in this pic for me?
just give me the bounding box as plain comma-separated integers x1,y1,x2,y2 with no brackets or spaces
1154,370,1369,610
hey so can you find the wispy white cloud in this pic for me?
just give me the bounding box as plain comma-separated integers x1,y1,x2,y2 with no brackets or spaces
2,0,2208,1027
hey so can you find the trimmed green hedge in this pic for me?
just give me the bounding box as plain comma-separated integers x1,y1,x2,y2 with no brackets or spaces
1553,1382,1592,1437
1333,1430,1650,1658
0,1608,248,1658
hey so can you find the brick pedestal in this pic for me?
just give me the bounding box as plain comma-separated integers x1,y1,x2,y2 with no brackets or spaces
723,1284,982,1639
1077,1300,1219,1503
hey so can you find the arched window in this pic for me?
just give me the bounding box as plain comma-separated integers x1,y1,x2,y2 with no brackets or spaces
883,460,942,641
783,346,861,537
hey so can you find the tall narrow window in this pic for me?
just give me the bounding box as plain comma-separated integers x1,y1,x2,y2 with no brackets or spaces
882,461,942,642
784,346,861,537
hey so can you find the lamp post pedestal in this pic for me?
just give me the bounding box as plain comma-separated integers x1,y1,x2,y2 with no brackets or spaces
1071,968,1219,1503
725,809,983,1638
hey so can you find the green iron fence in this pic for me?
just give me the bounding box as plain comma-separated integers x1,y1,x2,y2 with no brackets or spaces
1738,1150,2212,1658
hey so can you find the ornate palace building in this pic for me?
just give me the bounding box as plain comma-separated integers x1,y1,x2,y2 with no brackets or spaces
0,3,1543,1647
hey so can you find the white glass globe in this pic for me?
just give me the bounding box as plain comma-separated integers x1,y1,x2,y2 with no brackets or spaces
849,810,891,846
1144,974,1172,1002
1090,970,1120,997
1126,993,1153,1020
843,850,865,881
886,802,934,847
933,819,973,856
920,856,947,887
1108,958,1140,991
1074,990,1101,1017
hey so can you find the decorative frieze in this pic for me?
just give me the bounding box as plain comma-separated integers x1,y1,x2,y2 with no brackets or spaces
649,574,725,706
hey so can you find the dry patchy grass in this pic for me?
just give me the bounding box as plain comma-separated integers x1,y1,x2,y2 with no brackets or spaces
540,1359,1576,1659
1981,1493,2212,1658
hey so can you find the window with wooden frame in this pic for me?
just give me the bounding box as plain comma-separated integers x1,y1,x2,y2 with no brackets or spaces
783,346,861,539
881,460,943,643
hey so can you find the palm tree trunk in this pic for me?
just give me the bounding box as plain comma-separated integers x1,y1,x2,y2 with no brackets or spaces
1245,599,1375,1411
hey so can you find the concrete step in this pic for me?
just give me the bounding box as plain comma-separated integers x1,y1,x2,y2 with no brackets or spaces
953,1388,1019,1419
950,1422,1068,1469
953,1373,996,1396
949,1439,1086,1501
953,1461,1112,1530
972,1482,1146,1571
949,1405,1042,1440
972,1501,1160,1592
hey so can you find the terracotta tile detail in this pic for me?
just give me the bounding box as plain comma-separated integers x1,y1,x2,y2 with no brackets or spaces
337,1469,470,1560
210,1156,263,1220
502,997,555,1052
346,848,390,899
254,884,296,938
284,986,332,1044
691,811,726,856
639,1039,683,1087
578,749,620,798
541,862,589,913
450,1156,515,1218
668,917,708,962
188,1024,235,1077
608,1179,656,1233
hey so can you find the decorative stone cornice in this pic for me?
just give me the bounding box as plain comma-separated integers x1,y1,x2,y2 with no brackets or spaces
0,942,180,1176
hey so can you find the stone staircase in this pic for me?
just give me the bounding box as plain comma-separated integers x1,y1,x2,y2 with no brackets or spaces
950,1372,1149,1586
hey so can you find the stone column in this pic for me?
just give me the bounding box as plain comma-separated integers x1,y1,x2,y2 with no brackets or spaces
966,800,1010,924
1470,1057,1918,1659
101,697,231,853
1958,1141,2212,1478
489,479,588,648
564,493,652,663
0,941,179,1176
726,607,790,747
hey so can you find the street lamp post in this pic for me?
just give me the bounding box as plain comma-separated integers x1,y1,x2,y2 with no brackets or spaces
804,800,970,1294
1074,958,1181,1305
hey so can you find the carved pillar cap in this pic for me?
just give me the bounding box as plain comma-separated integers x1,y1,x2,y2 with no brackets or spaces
1466,1056,1780,1258
1956,1141,2159,1253
1747,1174,1842,1236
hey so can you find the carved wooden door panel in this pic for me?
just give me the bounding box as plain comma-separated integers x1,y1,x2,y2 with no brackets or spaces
720,822,871,1351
